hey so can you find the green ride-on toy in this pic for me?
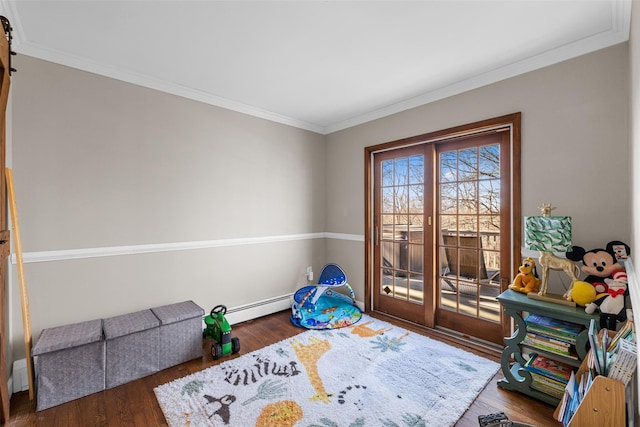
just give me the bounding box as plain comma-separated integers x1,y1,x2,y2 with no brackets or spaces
203,305,240,360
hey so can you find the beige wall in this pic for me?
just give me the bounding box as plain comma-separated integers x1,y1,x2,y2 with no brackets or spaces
10,55,327,361
629,2,640,419
326,43,631,301
631,2,640,264
7,38,633,365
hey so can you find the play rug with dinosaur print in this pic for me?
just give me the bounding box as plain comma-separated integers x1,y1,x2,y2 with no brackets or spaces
154,314,499,427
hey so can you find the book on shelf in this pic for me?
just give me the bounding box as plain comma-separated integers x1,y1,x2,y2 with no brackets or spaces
523,332,578,359
530,373,566,400
524,353,574,383
607,335,637,385
525,313,583,343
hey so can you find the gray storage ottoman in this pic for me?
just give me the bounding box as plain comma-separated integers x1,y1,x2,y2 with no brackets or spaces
151,300,204,370
32,319,105,411
103,309,160,389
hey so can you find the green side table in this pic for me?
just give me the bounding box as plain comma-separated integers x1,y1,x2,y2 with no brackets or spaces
496,289,600,406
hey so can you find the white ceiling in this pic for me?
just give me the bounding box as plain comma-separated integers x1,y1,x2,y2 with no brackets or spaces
0,0,632,134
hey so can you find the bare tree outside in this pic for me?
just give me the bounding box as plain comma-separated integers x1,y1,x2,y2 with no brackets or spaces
379,143,502,321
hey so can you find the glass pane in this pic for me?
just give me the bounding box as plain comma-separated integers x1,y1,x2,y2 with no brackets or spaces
409,273,424,303
482,250,500,281
479,144,500,179
440,288,457,312
480,219,499,251
479,179,500,214
409,244,423,273
459,234,478,249
408,184,423,213
395,186,407,213
381,269,393,294
459,286,478,316
394,276,409,299
409,216,423,243
458,248,479,280
480,215,500,233
395,158,409,186
409,214,424,227
382,241,394,269
479,284,500,322
381,215,394,240
440,215,457,235
440,151,457,183
440,183,458,213
458,148,478,181
459,181,477,213
458,215,477,234
394,217,408,241
382,187,394,213
382,160,394,186
409,155,424,184
395,241,408,271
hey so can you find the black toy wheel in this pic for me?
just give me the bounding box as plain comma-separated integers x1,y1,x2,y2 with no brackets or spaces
211,304,227,317
231,337,240,354
212,343,222,360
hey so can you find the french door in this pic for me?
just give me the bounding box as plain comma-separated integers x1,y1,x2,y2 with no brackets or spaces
368,114,520,345
373,144,432,325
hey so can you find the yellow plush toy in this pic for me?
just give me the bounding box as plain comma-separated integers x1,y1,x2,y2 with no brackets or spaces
509,257,541,294
570,280,597,307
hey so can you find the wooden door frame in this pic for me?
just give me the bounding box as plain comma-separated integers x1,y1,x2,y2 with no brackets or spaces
364,113,521,336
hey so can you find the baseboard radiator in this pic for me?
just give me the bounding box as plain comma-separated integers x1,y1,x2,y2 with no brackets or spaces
224,293,294,325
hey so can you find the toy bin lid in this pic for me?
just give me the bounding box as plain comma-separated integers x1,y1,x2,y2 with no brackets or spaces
103,309,159,340
32,319,103,356
151,300,204,325
318,263,347,285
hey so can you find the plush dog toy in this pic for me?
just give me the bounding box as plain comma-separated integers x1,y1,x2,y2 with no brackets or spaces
509,257,541,294
585,270,628,329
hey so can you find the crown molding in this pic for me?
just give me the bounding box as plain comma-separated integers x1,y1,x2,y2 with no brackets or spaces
324,0,632,134
1,0,631,135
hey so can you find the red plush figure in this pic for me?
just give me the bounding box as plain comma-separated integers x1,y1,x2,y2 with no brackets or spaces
585,270,628,329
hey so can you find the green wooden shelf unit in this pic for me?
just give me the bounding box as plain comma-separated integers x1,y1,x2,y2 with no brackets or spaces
496,289,600,406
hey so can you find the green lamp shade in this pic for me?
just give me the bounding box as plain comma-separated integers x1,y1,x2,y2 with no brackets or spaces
524,216,572,252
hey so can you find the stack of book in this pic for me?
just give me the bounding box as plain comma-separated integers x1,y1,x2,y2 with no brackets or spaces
524,313,583,360
524,353,574,399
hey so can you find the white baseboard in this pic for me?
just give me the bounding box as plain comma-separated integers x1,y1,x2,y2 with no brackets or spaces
11,359,28,394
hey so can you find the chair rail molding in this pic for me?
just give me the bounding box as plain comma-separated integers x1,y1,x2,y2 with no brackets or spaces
10,232,365,264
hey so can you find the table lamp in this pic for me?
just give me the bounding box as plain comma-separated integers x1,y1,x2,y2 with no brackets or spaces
524,204,579,306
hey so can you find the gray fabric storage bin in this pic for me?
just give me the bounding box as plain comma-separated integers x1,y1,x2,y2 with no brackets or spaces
103,309,160,389
32,319,105,411
151,300,204,370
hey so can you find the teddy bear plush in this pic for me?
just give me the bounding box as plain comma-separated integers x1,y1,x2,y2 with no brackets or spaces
565,241,630,294
585,269,628,329
509,257,541,294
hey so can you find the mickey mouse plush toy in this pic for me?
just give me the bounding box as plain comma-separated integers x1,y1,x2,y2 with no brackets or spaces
566,240,630,294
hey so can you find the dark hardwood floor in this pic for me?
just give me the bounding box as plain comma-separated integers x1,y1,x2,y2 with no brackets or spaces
7,310,558,426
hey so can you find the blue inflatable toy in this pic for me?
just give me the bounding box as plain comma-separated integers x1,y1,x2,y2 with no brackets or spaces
290,263,362,329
